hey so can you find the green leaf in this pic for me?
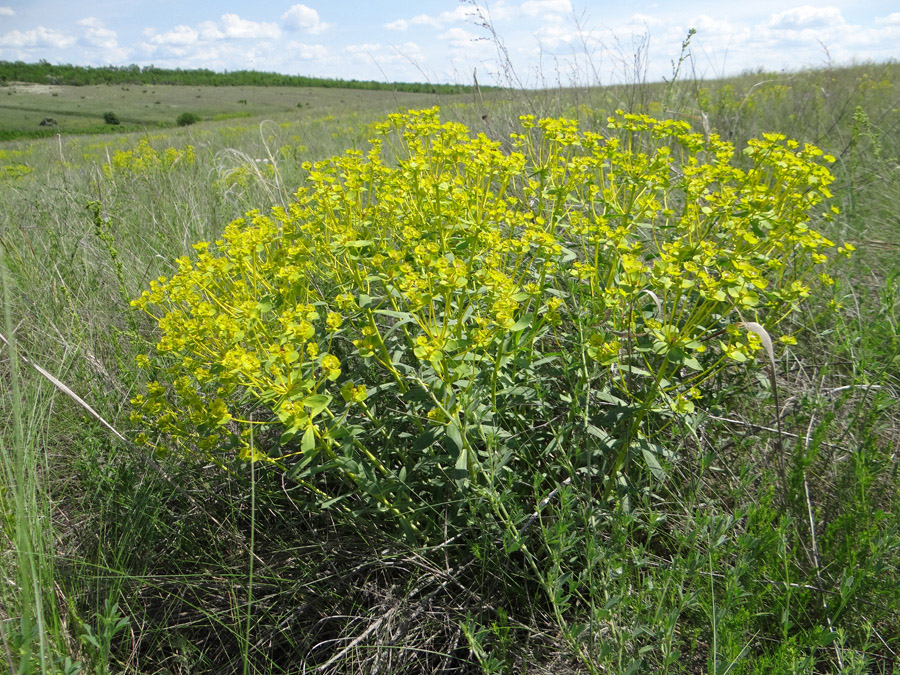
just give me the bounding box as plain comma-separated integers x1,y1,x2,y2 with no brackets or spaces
209,398,232,425
617,364,652,377
320,494,348,509
447,421,469,484
301,393,332,418
279,427,298,444
412,428,439,451
374,309,414,320
640,441,667,481
586,424,613,443
559,245,578,262
511,315,531,332
454,444,469,483
665,347,685,364
445,421,464,453
325,423,353,440
683,356,702,371
596,390,630,406
399,516,418,543
339,381,355,402
301,424,316,453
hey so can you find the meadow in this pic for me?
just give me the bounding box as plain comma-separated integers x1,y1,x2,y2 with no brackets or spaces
0,81,471,140
0,59,898,675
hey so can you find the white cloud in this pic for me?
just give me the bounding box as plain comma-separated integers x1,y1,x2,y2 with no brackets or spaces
147,25,199,46
137,13,283,67
197,22,221,40
136,38,280,71
481,1,516,21
520,0,572,18
199,14,281,41
346,42,381,55
0,7,14,16
766,5,844,31
690,14,741,36
436,25,495,62
409,14,438,28
344,41,424,67
383,19,408,31
287,41,328,60
875,13,900,26
437,27,479,48
77,17,119,50
393,41,424,62
750,5,854,58
409,6,478,29
281,5,330,34
0,26,75,49
677,15,752,71
538,24,578,48
627,13,665,28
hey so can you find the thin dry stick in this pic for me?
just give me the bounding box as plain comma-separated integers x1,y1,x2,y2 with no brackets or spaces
518,477,573,537
706,416,846,453
472,68,486,115
825,384,885,395
313,605,401,673
0,331,125,444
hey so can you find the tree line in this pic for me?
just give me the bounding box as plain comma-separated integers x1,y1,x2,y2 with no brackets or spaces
0,60,484,94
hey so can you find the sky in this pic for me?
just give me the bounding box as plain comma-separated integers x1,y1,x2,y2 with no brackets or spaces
0,1,898,86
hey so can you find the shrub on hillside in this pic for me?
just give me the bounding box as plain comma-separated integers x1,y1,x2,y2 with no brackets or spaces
176,112,201,127
130,107,847,540
103,111,120,125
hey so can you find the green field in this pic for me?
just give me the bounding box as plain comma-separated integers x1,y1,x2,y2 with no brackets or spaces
1,62,899,675
0,81,471,139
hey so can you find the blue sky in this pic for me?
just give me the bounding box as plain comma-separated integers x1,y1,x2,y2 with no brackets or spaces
0,1,898,85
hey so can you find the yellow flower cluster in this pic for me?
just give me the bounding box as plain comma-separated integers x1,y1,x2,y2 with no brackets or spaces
130,106,844,522
103,139,196,177
0,163,33,181
1,147,36,180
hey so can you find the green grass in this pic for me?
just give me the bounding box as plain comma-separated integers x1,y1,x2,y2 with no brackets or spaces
0,59,898,675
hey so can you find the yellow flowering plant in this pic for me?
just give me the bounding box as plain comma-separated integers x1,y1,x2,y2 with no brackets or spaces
131,107,843,538
102,139,196,177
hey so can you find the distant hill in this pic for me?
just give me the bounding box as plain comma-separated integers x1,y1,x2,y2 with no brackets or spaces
0,60,484,94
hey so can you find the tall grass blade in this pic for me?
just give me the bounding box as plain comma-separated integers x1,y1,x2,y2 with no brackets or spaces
1,249,51,674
